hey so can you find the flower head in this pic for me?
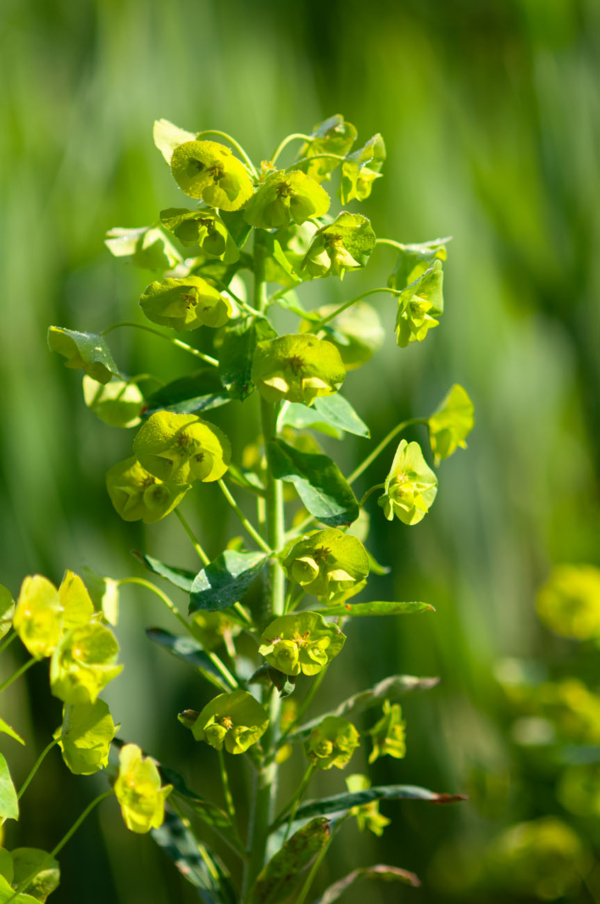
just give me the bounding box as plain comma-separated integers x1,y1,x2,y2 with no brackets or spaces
170,140,254,211
258,611,346,677
139,277,232,332
252,334,345,406
378,440,438,525
50,622,122,705
244,170,330,230
115,743,172,834
536,565,600,641
299,115,357,182
303,715,359,770
339,134,386,204
301,212,376,280
106,457,190,523
54,699,119,775
394,260,444,347
283,528,369,603
132,411,231,485
180,689,269,754
428,384,474,465
368,700,406,764
13,572,95,660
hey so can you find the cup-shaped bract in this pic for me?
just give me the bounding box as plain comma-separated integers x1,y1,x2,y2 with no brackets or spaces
106,457,190,524
378,440,438,526
339,134,386,205
139,277,232,332
301,302,384,371
244,171,330,230
132,412,231,485
368,700,406,764
54,700,118,775
0,585,15,641
48,327,119,385
171,140,254,211
58,570,95,633
252,334,345,406
283,528,369,603
13,576,62,660
50,622,122,705
536,565,600,641
394,259,444,348
304,715,360,770
160,208,239,263
299,114,357,182
346,774,391,836
259,611,346,677
115,743,173,834
301,213,376,280
83,377,144,429
104,225,181,271
190,611,241,651
182,689,269,755
428,384,474,465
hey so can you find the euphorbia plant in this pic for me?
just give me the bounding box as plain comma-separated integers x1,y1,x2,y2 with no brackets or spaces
0,113,475,902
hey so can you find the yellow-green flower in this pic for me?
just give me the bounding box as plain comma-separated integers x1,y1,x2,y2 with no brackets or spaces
252,334,345,406
428,384,474,465
301,212,376,280
259,611,346,677
106,457,190,524
368,700,406,764
378,440,438,525
394,260,444,347
54,700,119,775
299,114,357,182
50,623,122,705
170,140,254,211
346,774,391,836
339,134,386,204
303,715,359,770
160,208,239,263
536,564,600,641
139,277,232,332
244,170,330,230
132,411,231,485
48,327,119,385
283,528,369,603
180,689,269,754
58,570,96,633
83,377,144,429
114,743,172,834
13,571,94,660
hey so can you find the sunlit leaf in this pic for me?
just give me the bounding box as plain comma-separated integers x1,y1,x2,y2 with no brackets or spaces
0,754,19,822
0,719,24,746
189,551,267,613
132,551,195,592
10,849,60,903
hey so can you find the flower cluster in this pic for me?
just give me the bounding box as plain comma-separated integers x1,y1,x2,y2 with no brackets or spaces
252,334,346,406
378,440,438,525
283,528,369,604
304,716,360,770
180,689,269,755
258,612,346,677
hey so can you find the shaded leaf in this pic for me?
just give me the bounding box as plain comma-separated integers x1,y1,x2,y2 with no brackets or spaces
219,209,252,251
250,818,331,904
290,785,466,824
158,766,232,830
249,663,296,698
268,440,359,527
315,864,420,904
0,874,38,903
218,317,277,401
11,848,60,903
0,753,19,821
145,370,230,417
227,464,265,496
146,628,234,691
314,601,434,618
132,550,195,592
189,551,267,613
0,718,24,746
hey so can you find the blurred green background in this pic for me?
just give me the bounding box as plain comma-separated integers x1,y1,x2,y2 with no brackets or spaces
1,0,599,901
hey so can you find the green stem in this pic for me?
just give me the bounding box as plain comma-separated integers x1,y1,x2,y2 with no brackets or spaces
284,152,346,172
218,481,272,555
175,508,210,565
270,133,313,165
375,237,406,251
101,322,219,367
348,418,428,485
218,748,238,830
195,130,258,177
279,764,316,840
0,657,35,694
280,667,328,744
307,287,403,334
18,738,58,799
294,816,349,904
359,483,386,506
0,632,17,655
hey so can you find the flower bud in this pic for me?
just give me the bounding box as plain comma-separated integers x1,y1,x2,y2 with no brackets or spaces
13,576,62,660
283,529,369,602
190,611,241,651
139,276,232,332
346,774,391,836
378,440,437,526
115,744,172,834
132,411,231,485
181,689,269,755
244,170,330,230
252,334,345,406
106,457,190,523
171,140,254,211
303,716,359,770
258,611,346,677
298,115,357,182
393,259,444,348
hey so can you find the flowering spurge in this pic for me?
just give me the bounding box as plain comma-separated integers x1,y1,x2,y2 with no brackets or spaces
283,528,369,603
54,700,119,775
13,572,95,660
252,334,346,406
339,133,386,204
132,411,231,485
179,689,269,755
106,457,190,524
139,276,233,331
47,327,119,385
303,716,360,770
368,700,407,764
394,259,444,347
50,622,122,705
301,212,376,279
378,440,438,525
258,612,346,677
159,208,240,262
244,170,330,230
114,744,173,834
346,774,391,836
82,377,144,428
170,140,253,210
428,384,475,466
298,114,357,182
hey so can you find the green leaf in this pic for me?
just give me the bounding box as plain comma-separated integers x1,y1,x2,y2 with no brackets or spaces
313,601,434,617
0,753,19,821
250,818,331,904
290,784,466,824
48,327,119,385
81,568,120,626
366,551,390,576
219,209,252,251
0,719,24,746
132,550,195,592
227,464,265,496
145,628,234,691
158,765,232,830
278,394,369,440
10,849,60,902
145,371,230,417
0,585,15,640
270,291,320,321
249,663,296,698
218,316,277,401
314,864,420,904
189,551,267,613
268,439,359,527
0,873,38,904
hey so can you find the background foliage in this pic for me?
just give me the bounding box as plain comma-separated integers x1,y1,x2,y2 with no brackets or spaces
1,0,599,901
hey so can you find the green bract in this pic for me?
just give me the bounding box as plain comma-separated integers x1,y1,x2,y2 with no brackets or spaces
302,302,384,371
244,170,330,230
182,689,269,754
10,848,60,902
346,774,391,836
258,611,346,677
428,384,474,465
301,212,376,280
54,700,118,775
252,334,345,406
368,700,406,764
50,622,122,704
339,134,386,204
153,118,196,164
48,327,119,385
160,208,239,262
114,743,173,834
190,610,241,651
379,440,438,525
132,411,230,485
58,570,95,633
263,222,318,287
170,140,253,211
388,237,448,291
13,576,62,659
0,585,15,641
299,114,357,182
83,377,144,428
536,564,600,641
104,225,181,271
303,715,360,770
394,259,444,347
106,457,189,524
283,528,369,603
139,276,232,331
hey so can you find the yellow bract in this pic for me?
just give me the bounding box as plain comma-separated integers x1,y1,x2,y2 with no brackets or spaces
114,744,172,834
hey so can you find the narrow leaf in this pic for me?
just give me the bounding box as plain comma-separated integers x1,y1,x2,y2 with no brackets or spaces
227,464,265,496
249,664,296,698
268,440,359,527
146,628,234,691
189,551,267,613
158,766,232,830
218,317,277,401
0,718,24,746
132,551,195,592
0,753,19,821
145,370,230,416
250,818,331,904
313,601,434,618
290,785,466,824
315,864,420,904
312,395,370,438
